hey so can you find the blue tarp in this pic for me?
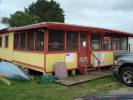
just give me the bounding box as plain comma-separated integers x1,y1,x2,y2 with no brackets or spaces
0,62,29,80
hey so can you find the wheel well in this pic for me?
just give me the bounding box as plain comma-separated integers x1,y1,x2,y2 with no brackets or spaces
118,63,133,74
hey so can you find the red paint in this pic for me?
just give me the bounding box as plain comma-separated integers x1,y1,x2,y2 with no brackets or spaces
33,31,36,50
104,37,111,43
64,31,66,52
88,32,91,64
25,32,28,48
18,32,20,49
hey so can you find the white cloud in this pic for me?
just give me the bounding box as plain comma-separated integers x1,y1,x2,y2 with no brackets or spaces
0,0,133,33
56,0,133,33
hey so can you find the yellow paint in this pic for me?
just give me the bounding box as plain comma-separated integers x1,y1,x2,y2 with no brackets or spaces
46,53,77,72
0,32,13,61
0,32,44,72
91,51,114,66
0,31,113,73
65,53,77,70
13,51,44,69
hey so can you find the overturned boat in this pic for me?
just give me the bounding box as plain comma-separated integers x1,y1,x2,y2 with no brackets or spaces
0,62,29,80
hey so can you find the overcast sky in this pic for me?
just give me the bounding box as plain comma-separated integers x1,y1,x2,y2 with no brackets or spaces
0,0,133,33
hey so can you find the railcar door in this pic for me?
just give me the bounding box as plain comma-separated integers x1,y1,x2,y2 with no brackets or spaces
78,32,88,65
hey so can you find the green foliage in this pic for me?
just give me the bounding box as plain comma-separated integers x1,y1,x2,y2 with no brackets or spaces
1,0,65,27
2,11,38,27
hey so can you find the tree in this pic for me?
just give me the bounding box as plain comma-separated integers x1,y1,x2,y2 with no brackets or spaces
26,0,65,23
2,11,38,27
1,0,65,27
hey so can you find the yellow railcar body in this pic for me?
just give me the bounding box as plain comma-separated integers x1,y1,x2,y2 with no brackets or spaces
0,32,113,73
13,51,44,72
91,51,114,67
45,53,77,72
0,33,13,61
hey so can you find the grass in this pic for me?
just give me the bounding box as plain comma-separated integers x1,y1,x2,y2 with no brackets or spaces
0,76,126,100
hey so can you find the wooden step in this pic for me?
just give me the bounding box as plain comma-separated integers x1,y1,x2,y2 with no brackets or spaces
55,70,113,86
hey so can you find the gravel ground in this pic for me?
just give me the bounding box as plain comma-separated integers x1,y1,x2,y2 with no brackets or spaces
75,86,133,100
109,87,133,94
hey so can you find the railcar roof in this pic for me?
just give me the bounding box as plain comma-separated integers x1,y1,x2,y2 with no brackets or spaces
0,22,133,37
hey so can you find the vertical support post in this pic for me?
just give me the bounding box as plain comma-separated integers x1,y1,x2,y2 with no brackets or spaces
88,31,91,64
110,34,112,50
18,32,20,49
33,31,36,51
45,29,48,53
127,37,129,52
77,31,80,73
78,31,80,51
44,29,48,74
101,32,104,50
129,44,130,52
25,32,28,49
64,31,66,52
78,31,80,66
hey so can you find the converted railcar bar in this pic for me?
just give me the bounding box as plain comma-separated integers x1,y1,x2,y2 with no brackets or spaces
9,23,131,52
0,22,133,74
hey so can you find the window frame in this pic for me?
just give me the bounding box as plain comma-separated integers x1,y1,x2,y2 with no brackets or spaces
13,32,19,50
48,29,65,52
91,33,102,50
4,35,9,48
0,36,2,48
35,29,44,51
66,31,78,51
102,36,112,50
112,37,128,50
80,32,87,48
19,32,26,50
13,29,45,53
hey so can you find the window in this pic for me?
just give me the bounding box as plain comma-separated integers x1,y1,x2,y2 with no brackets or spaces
4,35,8,48
20,32,26,50
14,33,19,49
27,31,34,51
80,32,87,48
48,30,64,51
120,38,127,50
112,38,117,50
35,29,44,51
112,37,128,50
13,30,45,51
103,36,112,50
91,33,102,50
0,37,2,47
66,31,78,51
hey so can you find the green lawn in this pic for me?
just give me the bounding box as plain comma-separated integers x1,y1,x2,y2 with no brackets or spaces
0,76,125,100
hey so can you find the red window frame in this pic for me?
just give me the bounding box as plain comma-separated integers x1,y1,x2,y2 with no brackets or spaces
13,29,45,52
